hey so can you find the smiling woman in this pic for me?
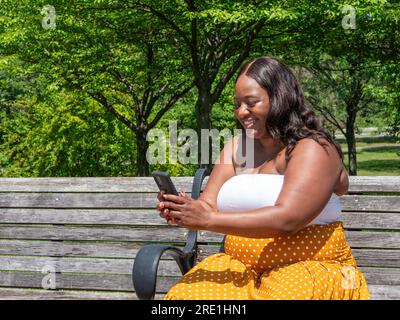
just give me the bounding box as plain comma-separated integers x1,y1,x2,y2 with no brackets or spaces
157,56,370,300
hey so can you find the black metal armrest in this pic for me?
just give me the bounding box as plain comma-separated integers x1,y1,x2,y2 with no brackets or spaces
132,168,208,300
132,244,193,300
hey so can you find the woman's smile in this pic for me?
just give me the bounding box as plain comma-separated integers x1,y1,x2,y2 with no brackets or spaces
243,117,257,128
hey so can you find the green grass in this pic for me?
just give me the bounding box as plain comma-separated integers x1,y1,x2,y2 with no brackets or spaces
344,147,400,176
337,135,399,147
336,135,399,176
339,135,399,149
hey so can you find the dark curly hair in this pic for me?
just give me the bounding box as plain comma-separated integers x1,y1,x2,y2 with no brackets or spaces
235,56,343,160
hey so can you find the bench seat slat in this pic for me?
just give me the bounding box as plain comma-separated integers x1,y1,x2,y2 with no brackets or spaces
0,286,397,300
1,226,399,249
0,267,398,290
0,177,193,193
1,209,399,230
341,212,400,229
367,285,400,300
0,176,399,193
0,193,158,209
0,256,182,276
0,271,178,292
1,256,399,284
0,287,143,300
0,226,187,242
0,240,398,268
0,208,163,226
1,193,399,212
0,240,144,258
340,195,400,212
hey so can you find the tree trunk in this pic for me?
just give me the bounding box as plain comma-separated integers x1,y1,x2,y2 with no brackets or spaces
135,129,150,176
345,107,358,176
345,130,357,176
195,89,213,170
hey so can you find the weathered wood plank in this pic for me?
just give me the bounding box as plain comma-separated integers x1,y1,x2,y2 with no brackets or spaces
0,240,144,258
0,225,188,242
0,271,178,292
0,256,183,276
1,193,399,212
368,285,400,300
0,240,398,268
360,267,400,286
345,231,400,249
340,195,400,212
0,193,158,209
1,255,399,284
0,285,396,300
1,209,399,229
1,226,399,249
347,176,400,193
0,177,194,193
0,266,398,292
0,208,163,225
352,249,400,268
0,176,399,193
0,287,147,300
341,212,400,229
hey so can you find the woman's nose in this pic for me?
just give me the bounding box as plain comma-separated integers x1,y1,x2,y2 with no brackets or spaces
236,104,251,118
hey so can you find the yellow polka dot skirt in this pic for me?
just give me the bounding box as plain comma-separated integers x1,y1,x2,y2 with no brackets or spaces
164,222,370,300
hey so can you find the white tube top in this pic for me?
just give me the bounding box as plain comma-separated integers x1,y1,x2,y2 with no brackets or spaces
216,174,342,226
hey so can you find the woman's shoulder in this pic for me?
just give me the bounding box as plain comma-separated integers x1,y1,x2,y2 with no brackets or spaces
275,137,343,174
290,136,341,158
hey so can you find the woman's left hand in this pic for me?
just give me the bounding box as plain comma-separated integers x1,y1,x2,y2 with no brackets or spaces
160,192,216,230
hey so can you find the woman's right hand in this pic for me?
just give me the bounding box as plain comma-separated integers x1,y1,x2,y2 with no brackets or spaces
156,191,176,225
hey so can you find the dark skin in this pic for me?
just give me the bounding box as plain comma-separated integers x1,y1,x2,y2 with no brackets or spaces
157,74,349,238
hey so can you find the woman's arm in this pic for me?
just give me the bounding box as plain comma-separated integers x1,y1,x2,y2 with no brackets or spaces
208,138,344,237
164,138,344,238
334,165,349,196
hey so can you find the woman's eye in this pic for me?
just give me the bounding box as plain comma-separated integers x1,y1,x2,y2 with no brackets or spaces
234,101,257,109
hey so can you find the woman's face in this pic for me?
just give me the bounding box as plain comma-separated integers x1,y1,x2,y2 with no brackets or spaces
234,74,270,139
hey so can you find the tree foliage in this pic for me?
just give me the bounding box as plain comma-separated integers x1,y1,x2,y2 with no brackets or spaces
0,0,398,177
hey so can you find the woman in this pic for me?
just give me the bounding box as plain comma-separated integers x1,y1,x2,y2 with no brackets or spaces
157,56,370,300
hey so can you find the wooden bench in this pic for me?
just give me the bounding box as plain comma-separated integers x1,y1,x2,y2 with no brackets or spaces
0,173,399,300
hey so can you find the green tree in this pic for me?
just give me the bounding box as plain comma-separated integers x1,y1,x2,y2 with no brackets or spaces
1,0,194,176
280,0,399,175
129,0,304,167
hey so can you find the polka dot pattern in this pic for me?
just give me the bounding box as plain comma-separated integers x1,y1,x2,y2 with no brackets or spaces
164,222,370,300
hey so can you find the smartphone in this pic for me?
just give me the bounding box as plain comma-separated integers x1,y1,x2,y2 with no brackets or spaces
152,171,179,196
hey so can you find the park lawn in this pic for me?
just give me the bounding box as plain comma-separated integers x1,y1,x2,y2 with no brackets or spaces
338,135,399,149
345,147,400,176
337,135,399,176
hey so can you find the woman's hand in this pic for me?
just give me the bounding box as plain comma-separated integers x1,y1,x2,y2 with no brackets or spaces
158,192,216,230
156,191,177,225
